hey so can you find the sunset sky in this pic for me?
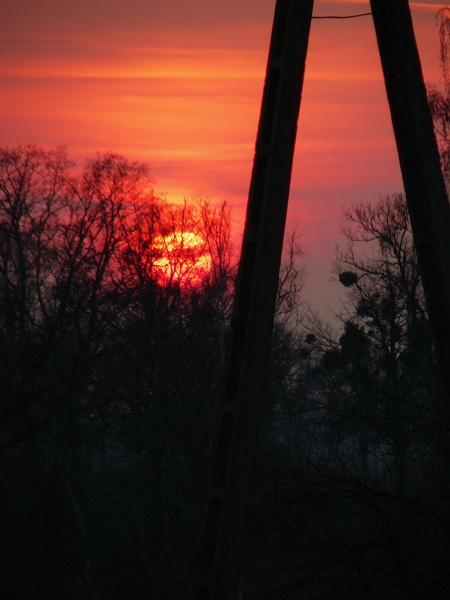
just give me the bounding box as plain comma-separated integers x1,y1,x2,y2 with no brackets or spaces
1,0,446,315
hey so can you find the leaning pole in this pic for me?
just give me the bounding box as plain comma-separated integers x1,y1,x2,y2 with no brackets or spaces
192,0,450,597
370,0,450,474
192,1,314,598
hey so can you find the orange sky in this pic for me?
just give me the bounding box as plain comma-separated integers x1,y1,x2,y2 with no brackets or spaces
0,0,445,316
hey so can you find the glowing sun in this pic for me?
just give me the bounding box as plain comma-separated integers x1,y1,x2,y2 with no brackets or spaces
152,230,212,287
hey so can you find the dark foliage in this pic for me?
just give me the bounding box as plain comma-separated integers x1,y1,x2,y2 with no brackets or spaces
0,145,237,599
0,144,305,599
242,194,450,600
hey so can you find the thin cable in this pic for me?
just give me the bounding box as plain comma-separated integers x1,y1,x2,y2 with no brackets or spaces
312,12,372,20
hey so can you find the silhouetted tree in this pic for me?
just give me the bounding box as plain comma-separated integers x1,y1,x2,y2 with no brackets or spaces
244,194,449,600
2,144,310,599
0,145,240,598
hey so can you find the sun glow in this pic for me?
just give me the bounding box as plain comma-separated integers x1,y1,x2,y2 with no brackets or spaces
152,230,212,287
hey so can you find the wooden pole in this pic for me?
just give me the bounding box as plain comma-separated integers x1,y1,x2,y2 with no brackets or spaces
370,0,450,478
192,1,314,598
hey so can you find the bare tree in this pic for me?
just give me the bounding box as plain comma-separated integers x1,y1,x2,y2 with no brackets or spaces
0,144,310,599
0,147,159,599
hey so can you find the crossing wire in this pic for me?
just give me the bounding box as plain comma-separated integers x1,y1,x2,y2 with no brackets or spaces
312,12,372,19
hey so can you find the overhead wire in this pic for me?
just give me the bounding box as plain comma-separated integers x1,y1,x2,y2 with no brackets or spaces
312,12,372,20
